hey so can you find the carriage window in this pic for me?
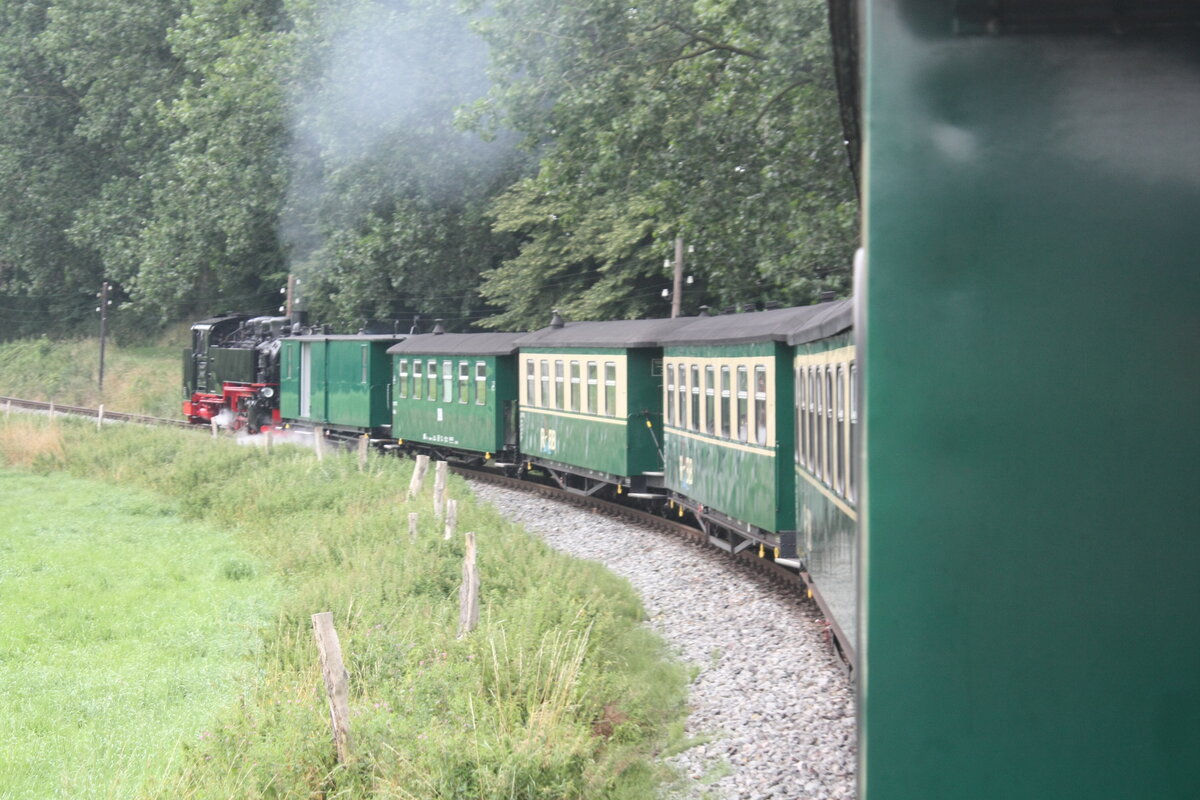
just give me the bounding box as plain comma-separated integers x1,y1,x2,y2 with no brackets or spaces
587,362,598,414
815,368,824,480
458,362,470,404
427,360,438,401
442,360,453,402
476,362,487,405
824,367,834,487
665,364,676,426
540,359,550,408
412,360,423,400
754,365,768,446
676,363,687,427
704,365,715,434
525,359,535,405
690,365,701,430
604,362,617,417
720,366,731,438
835,365,845,495
569,360,581,411
795,365,803,465
398,360,408,399
849,361,858,504
554,360,565,409
809,368,818,473
361,346,369,384
736,366,748,442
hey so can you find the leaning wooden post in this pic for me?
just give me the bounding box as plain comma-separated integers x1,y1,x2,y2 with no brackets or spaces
4,399,10,417
311,611,352,764
433,460,448,519
408,454,430,499
48,400,55,418
96,404,104,430
314,427,326,461
408,512,419,540
358,434,369,472
458,532,479,637
211,418,219,438
444,499,458,541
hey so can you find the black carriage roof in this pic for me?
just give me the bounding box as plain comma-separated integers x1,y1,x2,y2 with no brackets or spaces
386,332,523,357
287,334,407,343
514,317,694,349
656,299,853,347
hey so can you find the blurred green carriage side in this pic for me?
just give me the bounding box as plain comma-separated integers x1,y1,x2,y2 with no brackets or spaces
387,333,522,455
279,335,403,432
856,2,1200,798
514,318,691,483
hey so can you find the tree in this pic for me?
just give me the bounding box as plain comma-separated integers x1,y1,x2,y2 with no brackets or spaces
282,0,527,331
465,0,857,329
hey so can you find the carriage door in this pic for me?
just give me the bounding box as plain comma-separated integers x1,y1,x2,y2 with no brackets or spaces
300,342,312,418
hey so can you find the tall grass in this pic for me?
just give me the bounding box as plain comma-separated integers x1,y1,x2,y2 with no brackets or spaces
0,417,691,798
0,335,183,417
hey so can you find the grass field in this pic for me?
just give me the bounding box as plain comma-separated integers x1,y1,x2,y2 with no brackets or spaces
0,469,276,799
0,332,184,418
0,415,691,798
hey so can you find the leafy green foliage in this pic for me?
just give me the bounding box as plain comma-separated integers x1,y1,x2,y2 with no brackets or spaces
0,0,854,335
466,0,857,328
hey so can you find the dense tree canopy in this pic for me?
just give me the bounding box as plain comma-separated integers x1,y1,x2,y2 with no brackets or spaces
0,0,855,338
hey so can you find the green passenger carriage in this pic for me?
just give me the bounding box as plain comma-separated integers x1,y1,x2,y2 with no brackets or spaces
279,334,403,434
787,300,856,655
513,316,690,493
387,332,522,460
658,300,856,650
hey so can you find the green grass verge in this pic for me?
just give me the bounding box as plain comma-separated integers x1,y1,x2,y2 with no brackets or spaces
0,469,277,799
0,336,183,417
0,416,691,798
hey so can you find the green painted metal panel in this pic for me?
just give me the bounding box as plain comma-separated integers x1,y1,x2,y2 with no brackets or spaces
861,4,1200,798
665,434,779,532
279,340,299,420
392,354,516,454
322,340,393,428
521,410,632,476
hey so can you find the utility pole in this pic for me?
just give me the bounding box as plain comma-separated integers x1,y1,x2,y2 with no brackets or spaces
671,237,684,318
286,273,296,317
97,281,110,391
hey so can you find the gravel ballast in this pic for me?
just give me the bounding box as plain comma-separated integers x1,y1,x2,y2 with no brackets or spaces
470,482,856,800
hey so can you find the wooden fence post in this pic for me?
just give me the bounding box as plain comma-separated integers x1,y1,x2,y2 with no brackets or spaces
458,531,479,637
433,460,448,518
408,454,430,498
211,418,219,438
358,434,368,471
408,512,419,540
444,499,458,541
311,611,352,763
96,404,104,430
265,428,273,453
314,427,326,461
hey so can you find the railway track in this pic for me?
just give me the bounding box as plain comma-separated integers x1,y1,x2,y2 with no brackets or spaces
458,465,853,676
1,393,852,674
0,395,192,429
